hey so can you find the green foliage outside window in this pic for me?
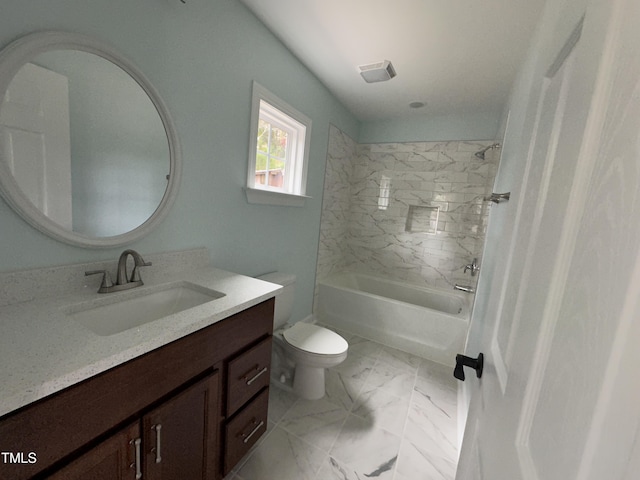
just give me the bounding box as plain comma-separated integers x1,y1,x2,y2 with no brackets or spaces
256,119,286,171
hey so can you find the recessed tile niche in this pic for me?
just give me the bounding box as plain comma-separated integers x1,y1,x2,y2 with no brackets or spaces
405,205,440,235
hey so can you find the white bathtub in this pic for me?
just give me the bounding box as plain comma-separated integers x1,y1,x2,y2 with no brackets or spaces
316,272,470,367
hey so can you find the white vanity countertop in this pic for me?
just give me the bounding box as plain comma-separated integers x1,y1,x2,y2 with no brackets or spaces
0,266,281,418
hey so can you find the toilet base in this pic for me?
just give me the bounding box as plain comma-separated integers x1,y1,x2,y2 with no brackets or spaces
293,364,326,400
271,324,348,400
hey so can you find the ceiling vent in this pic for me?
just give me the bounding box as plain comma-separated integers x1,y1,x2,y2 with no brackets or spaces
358,60,397,83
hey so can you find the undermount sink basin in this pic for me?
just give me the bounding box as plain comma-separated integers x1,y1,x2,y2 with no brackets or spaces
68,281,225,336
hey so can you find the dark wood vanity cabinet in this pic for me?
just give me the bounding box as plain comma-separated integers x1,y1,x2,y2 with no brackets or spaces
0,298,274,480
48,372,219,480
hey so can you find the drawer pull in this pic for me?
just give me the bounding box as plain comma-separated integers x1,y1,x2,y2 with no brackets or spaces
244,365,268,385
152,424,162,464
240,419,265,444
130,438,142,479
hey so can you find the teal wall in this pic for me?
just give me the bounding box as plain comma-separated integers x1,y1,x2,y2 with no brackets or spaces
359,110,502,144
0,0,505,322
0,0,359,324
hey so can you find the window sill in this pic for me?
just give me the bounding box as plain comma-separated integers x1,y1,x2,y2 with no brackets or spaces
244,187,311,207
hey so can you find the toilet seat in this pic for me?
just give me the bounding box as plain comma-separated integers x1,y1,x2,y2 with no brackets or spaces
282,323,348,355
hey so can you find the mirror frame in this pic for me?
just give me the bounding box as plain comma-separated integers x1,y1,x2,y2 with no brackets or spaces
0,31,182,248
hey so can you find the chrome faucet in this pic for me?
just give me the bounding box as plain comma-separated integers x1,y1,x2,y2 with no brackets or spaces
464,258,480,276
454,284,475,294
116,249,152,289
85,249,152,293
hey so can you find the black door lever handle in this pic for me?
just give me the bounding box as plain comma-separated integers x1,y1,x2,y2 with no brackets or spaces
453,353,484,381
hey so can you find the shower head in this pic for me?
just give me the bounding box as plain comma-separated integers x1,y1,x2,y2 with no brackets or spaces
474,143,501,160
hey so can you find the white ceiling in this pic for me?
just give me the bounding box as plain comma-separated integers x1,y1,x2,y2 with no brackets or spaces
240,0,546,122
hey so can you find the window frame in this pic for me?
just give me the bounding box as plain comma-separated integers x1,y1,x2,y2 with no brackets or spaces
245,82,312,206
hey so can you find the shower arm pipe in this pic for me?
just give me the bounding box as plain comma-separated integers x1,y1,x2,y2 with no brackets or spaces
474,143,501,160
485,192,511,204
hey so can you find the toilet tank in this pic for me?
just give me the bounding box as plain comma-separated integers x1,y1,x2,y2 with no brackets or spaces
256,272,296,329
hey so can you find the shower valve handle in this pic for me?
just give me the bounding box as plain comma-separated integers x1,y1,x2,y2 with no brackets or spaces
453,353,484,381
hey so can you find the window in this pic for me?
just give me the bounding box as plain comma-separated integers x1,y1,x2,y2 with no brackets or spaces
245,82,312,206
378,175,391,210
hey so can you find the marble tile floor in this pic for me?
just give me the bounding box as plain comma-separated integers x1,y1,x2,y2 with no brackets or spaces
225,330,459,480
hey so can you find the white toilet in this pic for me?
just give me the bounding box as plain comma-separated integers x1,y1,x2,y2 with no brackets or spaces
258,272,348,400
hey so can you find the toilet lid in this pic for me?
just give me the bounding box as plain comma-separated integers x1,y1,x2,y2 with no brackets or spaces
283,323,348,355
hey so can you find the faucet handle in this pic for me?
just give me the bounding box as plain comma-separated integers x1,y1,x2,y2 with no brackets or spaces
464,258,480,276
85,270,114,292
130,262,151,282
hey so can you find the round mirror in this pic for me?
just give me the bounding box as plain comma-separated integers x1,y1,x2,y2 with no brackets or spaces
0,31,181,248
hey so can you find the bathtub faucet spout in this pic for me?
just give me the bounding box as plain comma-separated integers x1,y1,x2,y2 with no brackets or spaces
454,284,475,294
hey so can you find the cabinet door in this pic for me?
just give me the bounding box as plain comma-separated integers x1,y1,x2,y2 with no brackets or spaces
47,422,141,480
143,371,220,480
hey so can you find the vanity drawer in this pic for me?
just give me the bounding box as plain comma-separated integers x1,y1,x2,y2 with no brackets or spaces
227,336,272,415
224,387,269,474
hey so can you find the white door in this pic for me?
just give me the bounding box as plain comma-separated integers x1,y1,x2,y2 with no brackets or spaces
0,62,72,229
457,0,640,478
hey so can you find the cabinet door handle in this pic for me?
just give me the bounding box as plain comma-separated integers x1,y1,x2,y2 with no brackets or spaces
240,419,265,444
152,424,162,464
130,438,142,479
244,365,268,385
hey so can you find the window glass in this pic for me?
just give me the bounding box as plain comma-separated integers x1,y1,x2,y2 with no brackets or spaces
246,82,311,204
256,118,288,188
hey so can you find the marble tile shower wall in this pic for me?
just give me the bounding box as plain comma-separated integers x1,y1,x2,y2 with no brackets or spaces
316,126,357,281
347,140,499,289
317,125,500,292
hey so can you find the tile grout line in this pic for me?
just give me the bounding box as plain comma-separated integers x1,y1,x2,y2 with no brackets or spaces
311,339,386,479
313,339,380,471
390,360,420,480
